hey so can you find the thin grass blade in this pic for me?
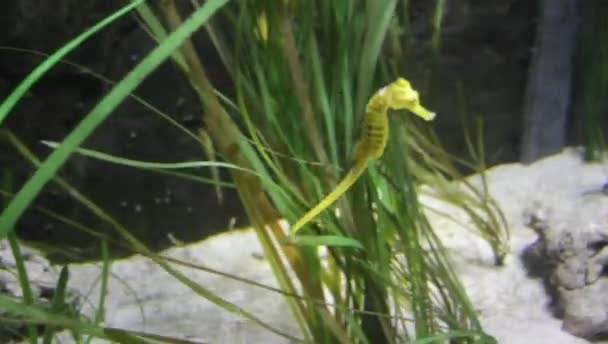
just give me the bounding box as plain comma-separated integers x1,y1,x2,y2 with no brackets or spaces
0,0,145,125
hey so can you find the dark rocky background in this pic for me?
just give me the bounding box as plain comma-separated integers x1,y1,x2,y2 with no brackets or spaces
0,0,602,262
0,1,244,262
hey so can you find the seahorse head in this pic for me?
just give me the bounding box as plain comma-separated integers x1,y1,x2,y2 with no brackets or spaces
386,78,436,121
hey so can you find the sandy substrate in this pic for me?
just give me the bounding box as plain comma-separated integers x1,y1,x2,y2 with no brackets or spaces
421,148,607,343
27,148,607,343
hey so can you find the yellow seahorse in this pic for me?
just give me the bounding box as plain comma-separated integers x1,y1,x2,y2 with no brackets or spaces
289,78,435,239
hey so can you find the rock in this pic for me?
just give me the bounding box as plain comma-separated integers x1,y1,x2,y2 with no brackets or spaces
561,280,608,338
524,192,608,339
520,0,578,162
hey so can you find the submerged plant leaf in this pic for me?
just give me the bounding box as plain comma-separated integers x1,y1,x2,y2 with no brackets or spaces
290,235,364,249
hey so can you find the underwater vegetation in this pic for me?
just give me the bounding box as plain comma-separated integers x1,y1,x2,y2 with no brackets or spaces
2,0,603,342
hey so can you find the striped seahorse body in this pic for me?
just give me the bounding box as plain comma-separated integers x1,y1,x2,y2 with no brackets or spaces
358,88,390,160
288,78,435,239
